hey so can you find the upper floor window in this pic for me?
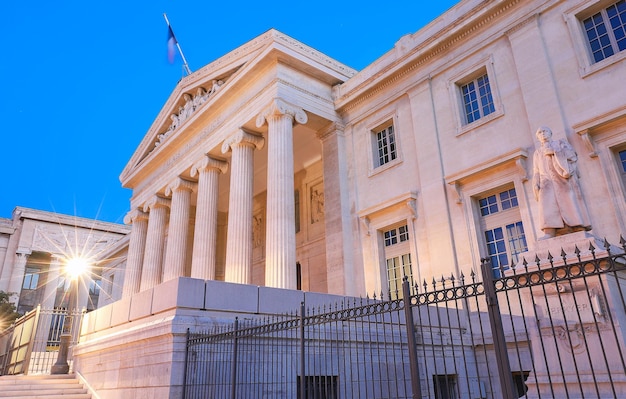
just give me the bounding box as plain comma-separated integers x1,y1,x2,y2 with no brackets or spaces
617,148,626,187
374,124,397,168
460,73,495,124
582,0,626,63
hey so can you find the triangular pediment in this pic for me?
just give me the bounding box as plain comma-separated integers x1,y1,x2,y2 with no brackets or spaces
120,29,356,189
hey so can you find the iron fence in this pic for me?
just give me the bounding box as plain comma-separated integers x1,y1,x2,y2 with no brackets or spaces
184,238,626,399
0,306,84,375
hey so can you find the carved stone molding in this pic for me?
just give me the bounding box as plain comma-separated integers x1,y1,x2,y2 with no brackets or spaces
190,155,229,177
165,178,196,197
360,216,371,236
143,196,171,212
221,129,265,154
577,129,598,158
123,208,149,225
407,199,418,220
316,121,346,141
255,98,308,128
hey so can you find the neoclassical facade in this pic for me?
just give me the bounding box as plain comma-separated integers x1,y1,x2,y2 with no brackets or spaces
0,208,129,314
5,0,626,395
119,32,360,298
116,0,626,303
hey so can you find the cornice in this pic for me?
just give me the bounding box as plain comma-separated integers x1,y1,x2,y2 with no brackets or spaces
336,0,523,113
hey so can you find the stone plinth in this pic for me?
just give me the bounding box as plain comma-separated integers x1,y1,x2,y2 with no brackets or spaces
516,232,626,398
74,277,355,399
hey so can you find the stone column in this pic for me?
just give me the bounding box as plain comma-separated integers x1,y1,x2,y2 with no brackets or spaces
256,98,307,289
42,254,63,309
221,129,264,284
190,155,228,280
122,208,149,297
163,178,196,282
8,250,30,305
317,122,360,296
140,196,170,291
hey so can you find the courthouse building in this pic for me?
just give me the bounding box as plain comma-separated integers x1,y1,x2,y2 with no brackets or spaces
2,0,626,397
116,0,626,300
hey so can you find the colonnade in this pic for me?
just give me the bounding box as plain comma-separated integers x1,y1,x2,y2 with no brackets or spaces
122,98,309,296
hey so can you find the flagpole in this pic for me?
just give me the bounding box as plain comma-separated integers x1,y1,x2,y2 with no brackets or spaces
163,13,192,76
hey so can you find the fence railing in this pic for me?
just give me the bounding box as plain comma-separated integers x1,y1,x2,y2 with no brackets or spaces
184,238,626,399
0,307,84,375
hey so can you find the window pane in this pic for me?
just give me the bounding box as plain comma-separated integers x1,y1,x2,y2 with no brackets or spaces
376,126,397,167
506,221,528,264
609,1,626,51
619,149,626,172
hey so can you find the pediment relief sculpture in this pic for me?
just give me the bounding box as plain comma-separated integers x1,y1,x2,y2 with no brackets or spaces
154,79,225,149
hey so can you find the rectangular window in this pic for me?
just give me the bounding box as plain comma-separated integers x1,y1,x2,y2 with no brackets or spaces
387,253,413,299
460,73,495,124
582,0,626,63
375,124,397,167
295,190,301,233
479,188,527,277
433,374,457,399
22,267,40,290
618,149,626,184
297,375,338,399
384,224,409,247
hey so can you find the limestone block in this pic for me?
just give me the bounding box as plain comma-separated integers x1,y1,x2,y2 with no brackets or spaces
152,277,206,313
258,286,304,314
81,310,97,336
94,303,113,332
129,289,153,321
204,280,259,313
304,291,348,310
110,296,131,327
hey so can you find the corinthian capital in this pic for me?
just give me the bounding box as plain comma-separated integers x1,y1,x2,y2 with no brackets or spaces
221,129,265,154
255,98,308,128
190,155,229,177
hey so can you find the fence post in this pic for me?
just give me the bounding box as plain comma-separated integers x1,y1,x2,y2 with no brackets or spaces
402,276,422,399
300,302,306,398
230,318,239,399
480,258,516,399
182,328,190,399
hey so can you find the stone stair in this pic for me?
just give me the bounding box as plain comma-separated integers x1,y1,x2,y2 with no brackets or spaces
0,374,91,399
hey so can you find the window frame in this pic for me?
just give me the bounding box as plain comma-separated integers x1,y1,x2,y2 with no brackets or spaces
565,0,626,77
477,186,528,277
448,56,504,135
382,223,414,299
367,113,403,177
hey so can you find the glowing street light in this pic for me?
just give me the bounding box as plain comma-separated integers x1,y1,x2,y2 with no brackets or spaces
51,255,90,375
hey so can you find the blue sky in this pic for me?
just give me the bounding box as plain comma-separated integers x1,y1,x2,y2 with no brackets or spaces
1,1,458,224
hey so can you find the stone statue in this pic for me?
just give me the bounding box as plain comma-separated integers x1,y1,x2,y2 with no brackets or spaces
532,126,591,239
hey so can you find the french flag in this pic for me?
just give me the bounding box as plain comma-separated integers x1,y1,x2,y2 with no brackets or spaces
167,25,177,63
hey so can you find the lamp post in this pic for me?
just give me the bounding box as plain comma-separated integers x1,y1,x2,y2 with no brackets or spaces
51,256,88,375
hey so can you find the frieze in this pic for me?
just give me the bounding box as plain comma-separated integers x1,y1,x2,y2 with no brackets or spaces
31,224,118,255
154,80,224,149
